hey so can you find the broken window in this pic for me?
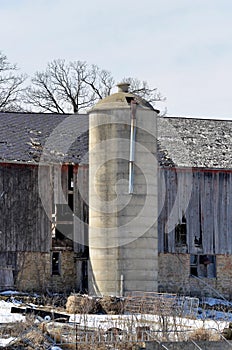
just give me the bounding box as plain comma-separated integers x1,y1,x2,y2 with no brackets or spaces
52,252,61,275
175,216,187,246
190,255,216,278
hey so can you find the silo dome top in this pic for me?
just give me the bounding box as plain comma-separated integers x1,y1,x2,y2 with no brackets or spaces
91,83,155,111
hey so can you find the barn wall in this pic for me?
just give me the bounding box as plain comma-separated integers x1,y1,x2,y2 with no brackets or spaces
158,168,232,254
158,253,232,299
0,163,52,253
15,250,77,293
0,162,87,292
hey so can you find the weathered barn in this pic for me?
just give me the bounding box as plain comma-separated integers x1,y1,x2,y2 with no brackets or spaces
158,116,232,298
0,112,89,293
0,109,232,298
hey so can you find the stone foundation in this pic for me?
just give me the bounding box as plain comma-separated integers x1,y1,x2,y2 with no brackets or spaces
12,252,232,297
158,253,232,299
15,251,77,293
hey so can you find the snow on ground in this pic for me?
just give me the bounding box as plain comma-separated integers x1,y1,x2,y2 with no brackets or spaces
69,313,229,333
0,300,25,347
0,293,231,347
0,337,16,347
0,300,25,323
203,297,232,307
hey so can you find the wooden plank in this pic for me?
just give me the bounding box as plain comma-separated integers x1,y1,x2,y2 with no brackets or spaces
0,267,14,289
0,163,51,252
11,306,70,322
201,172,214,253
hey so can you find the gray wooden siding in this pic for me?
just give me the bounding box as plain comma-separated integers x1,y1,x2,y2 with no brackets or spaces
158,168,232,254
0,163,51,252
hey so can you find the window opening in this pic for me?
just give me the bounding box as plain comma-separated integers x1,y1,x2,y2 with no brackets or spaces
190,255,216,278
164,231,168,252
190,255,198,277
126,96,135,104
175,216,187,246
52,252,61,275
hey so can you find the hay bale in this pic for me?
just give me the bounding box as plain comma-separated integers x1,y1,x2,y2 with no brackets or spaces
66,294,99,314
66,294,82,313
99,296,124,314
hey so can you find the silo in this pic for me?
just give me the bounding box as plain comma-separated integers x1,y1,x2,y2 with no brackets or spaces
88,83,158,296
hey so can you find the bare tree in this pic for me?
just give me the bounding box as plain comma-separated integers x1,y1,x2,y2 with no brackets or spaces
25,59,164,113
0,51,26,112
25,59,115,114
122,77,165,105
83,64,115,100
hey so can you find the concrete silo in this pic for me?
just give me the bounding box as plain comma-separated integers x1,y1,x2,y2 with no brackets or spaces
88,83,158,296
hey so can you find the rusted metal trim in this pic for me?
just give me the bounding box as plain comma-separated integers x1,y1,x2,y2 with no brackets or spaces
159,166,232,173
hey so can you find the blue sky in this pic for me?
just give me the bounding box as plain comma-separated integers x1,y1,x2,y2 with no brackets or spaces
0,0,232,118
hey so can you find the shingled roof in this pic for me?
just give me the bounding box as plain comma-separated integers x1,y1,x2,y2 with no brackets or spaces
158,116,232,169
0,112,231,169
0,112,88,164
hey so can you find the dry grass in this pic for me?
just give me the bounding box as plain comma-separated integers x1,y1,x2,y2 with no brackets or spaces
0,316,34,338
1,293,227,349
188,327,220,341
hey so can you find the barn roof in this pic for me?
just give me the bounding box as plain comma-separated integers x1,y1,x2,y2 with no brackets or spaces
0,112,231,169
158,116,232,169
0,112,89,164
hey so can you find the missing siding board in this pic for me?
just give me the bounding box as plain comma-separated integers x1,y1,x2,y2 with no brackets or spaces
190,254,216,278
194,235,202,247
68,165,74,211
68,164,74,190
52,252,61,275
